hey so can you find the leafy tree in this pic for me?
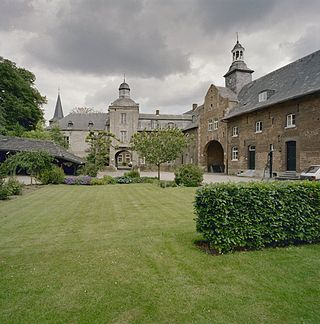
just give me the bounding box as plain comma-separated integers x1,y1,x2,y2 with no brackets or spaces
0,57,46,134
85,131,115,171
0,151,53,184
131,127,191,180
22,122,69,149
71,107,97,114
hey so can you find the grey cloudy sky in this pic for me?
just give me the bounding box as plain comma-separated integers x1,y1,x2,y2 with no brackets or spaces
1,0,320,122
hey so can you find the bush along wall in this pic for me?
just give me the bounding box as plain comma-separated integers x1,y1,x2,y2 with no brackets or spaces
194,181,320,254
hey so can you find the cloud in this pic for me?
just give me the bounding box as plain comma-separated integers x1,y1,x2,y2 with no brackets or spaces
25,0,191,78
280,25,320,60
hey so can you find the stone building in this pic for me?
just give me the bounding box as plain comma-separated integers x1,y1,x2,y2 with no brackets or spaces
50,40,320,176
185,40,320,177
50,81,192,168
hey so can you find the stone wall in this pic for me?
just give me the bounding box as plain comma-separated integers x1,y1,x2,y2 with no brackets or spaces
226,94,320,175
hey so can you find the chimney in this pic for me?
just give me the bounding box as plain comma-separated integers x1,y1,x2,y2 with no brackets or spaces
156,109,160,115
192,103,198,111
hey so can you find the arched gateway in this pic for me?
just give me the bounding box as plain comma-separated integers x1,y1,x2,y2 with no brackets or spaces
205,140,225,173
115,150,132,168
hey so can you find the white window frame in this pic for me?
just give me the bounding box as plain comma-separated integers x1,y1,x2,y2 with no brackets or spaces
286,114,296,128
151,120,158,129
231,147,239,161
120,113,127,125
232,126,239,137
258,91,268,102
255,121,263,133
118,154,123,163
213,119,218,130
208,119,213,131
120,131,127,143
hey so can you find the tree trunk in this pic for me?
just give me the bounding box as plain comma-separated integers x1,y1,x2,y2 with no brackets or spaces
157,164,161,181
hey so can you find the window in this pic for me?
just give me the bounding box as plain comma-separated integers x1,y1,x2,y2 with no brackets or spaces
88,121,94,129
232,126,239,137
64,136,70,145
120,131,127,142
255,121,263,133
213,119,218,130
208,119,213,131
125,153,131,163
286,114,296,128
258,91,268,102
120,113,127,124
151,120,158,129
269,144,274,152
231,147,239,161
118,154,123,164
167,122,174,128
67,121,73,128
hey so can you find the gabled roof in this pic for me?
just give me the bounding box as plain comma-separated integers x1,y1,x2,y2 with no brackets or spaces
225,50,320,119
0,136,85,165
57,113,109,130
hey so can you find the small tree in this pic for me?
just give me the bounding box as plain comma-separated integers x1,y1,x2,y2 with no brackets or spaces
131,127,191,180
85,131,115,172
22,122,69,149
0,151,53,184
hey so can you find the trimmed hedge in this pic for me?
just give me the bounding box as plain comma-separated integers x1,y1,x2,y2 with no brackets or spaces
175,164,203,187
194,181,320,254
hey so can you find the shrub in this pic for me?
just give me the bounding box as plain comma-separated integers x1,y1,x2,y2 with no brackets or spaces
64,176,92,185
174,164,203,187
101,175,116,184
0,179,10,200
80,163,98,177
194,181,320,254
159,180,177,188
131,177,158,184
124,170,140,178
6,177,23,195
91,178,104,185
116,176,132,184
37,166,65,184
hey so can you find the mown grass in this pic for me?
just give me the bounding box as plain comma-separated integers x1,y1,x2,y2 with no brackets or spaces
0,184,319,323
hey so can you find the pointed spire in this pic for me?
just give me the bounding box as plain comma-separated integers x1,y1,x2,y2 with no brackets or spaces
52,90,64,121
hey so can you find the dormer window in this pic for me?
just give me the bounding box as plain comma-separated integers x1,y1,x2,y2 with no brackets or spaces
259,89,275,102
258,91,268,102
88,121,94,129
167,122,174,128
67,121,73,128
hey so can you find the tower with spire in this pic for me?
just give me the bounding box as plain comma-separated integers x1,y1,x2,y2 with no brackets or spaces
49,90,64,125
224,36,254,94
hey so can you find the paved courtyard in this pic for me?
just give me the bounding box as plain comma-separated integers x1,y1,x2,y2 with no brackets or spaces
100,170,260,183
13,171,260,185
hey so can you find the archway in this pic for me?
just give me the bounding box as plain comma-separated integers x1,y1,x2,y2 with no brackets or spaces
115,150,132,168
205,140,224,173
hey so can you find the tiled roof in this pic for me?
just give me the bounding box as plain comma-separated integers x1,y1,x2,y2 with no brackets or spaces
0,136,84,164
224,50,320,119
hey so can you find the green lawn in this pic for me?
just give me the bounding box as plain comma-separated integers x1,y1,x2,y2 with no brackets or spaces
0,184,319,323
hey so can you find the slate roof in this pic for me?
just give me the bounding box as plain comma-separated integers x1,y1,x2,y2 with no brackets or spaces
110,97,139,107
217,87,238,101
50,94,64,122
139,113,193,121
225,50,320,119
57,113,109,130
0,136,85,164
